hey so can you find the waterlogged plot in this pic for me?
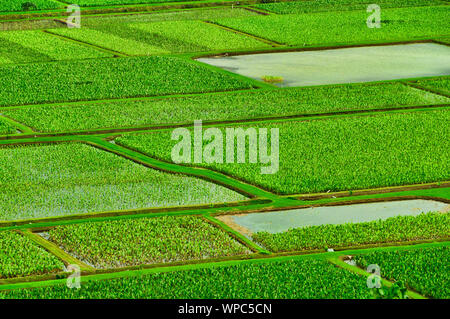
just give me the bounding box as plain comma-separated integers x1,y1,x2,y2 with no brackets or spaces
355,246,450,299
0,30,111,61
255,0,444,14
47,216,250,268
0,143,245,221
0,56,251,107
214,6,450,46
0,259,372,299
0,0,62,12
48,28,169,56
6,82,449,133
252,212,450,252
116,109,450,194
130,20,270,53
0,231,64,278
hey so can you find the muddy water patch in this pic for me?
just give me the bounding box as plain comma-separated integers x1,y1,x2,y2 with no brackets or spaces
222,199,449,234
198,43,450,87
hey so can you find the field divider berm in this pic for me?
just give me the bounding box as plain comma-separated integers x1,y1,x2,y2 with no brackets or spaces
87,137,280,200
17,229,94,272
0,114,34,134
402,80,450,99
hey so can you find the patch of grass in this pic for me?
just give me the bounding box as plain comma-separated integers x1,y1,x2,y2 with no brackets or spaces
415,76,450,96
0,231,64,278
116,109,450,195
0,259,372,299
0,0,62,13
252,212,450,252
0,143,245,221
47,216,250,269
255,0,445,14
355,246,450,299
5,82,448,133
0,30,111,61
0,117,17,134
215,6,450,46
0,56,252,107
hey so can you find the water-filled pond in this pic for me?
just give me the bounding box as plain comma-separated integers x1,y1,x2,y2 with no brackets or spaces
224,199,449,234
198,43,450,87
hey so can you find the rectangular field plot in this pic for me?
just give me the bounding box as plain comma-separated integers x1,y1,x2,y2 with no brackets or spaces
254,0,444,14
0,231,64,278
0,258,372,299
0,0,62,12
6,82,448,133
198,43,450,87
214,6,450,46
0,30,111,62
354,246,450,299
0,143,245,221
45,216,250,268
116,109,450,195
248,212,450,252
0,56,252,107
76,0,206,6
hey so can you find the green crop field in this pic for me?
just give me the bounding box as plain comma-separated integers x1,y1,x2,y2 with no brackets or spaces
252,212,450,252
355,246,450,299
116,109,450,194
0,0,448,304
0,231,64,278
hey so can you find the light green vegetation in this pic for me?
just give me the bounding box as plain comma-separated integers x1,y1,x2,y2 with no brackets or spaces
215,6,450,46
77,0,205,6
47,216,249,269
255,0,445,14
0,37,51,64
82,8,257,26
0,117,16,134
0,231,64,278
48,28,169,55
252,212,450,252
117,109,450,194
0,259,372,298
0,56,251,107
0,143,245,221
6,82,448,133
0,0,62,13
415,77,450,96
355,246,450,299
0,30,111,61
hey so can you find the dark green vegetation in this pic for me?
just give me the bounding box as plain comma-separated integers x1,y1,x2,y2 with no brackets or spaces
47,216,250,268
0,231,64,278
355,246,450,299
0,56,251,107
0,259,372,298
0,1,62,13
252,212,450,252
215,6,449,46
5,82,448,133
0,118,16,134
0,143,245,221
117,109,450,194
255,0,445,14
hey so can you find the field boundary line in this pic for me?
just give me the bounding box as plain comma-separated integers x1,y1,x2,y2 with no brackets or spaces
0,114,34,134
1,241,447,292
42,30,129,57
402,81,450,99
18,229,94,271
203,20,284,47
328,257,427,299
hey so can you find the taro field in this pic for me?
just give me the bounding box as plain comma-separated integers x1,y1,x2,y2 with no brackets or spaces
0,0,449,302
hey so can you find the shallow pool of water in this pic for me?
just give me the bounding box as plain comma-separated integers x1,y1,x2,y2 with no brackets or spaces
228,199,449,234
198,43,450,87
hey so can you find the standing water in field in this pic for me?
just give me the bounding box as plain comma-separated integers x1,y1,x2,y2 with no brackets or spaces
198,43,450,87
222,199,449,234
